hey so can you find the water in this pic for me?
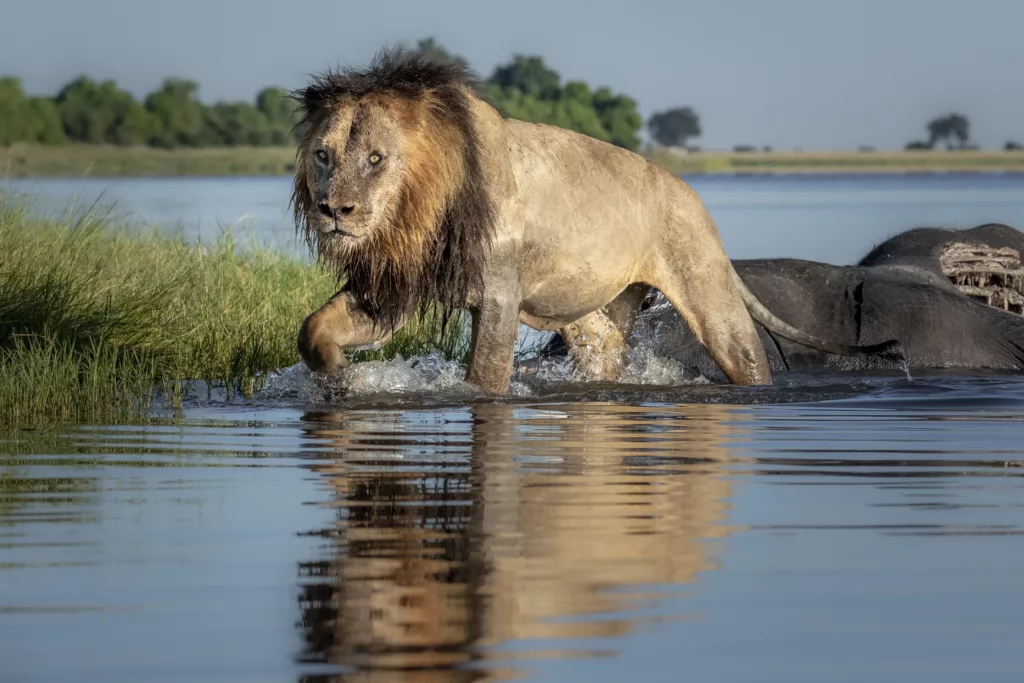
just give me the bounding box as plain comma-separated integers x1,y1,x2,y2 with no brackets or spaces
4,176,300,253
8,173,1024,263
4,174,1024,681
5,382,1024,682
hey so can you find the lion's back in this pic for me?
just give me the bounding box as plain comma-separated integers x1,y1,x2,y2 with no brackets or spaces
503,119,673,235
504,118,653,180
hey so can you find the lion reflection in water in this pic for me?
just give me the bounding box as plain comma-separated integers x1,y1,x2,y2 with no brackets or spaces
295,402,751,681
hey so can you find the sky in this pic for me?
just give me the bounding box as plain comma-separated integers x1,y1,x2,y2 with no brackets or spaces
3,0,1022,150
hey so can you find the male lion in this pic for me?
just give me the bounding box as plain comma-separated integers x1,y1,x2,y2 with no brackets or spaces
293,50,899,394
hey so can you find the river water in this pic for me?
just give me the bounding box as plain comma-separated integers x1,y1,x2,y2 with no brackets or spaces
3,174,1024,682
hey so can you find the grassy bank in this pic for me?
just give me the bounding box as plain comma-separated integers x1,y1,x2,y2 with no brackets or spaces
1,143,298,178
4,143,1024,179
0,194,468,425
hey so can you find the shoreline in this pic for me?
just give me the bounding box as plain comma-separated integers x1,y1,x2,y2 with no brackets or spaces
648,148,1024,177
3,143,1024,179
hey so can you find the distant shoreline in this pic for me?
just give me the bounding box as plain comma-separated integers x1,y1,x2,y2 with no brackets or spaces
1,144,298,179
648,148,1024,177
3,143,1024,179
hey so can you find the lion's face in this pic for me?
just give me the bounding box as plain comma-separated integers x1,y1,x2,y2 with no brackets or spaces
302,99,409,244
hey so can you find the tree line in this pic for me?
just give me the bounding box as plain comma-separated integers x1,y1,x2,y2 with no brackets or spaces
0,38,703,153
0,76,298,148
0,38,652,152
2,38,1017,153
408,39,703,151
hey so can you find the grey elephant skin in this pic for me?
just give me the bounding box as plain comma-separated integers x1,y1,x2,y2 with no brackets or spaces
538,223,1024,379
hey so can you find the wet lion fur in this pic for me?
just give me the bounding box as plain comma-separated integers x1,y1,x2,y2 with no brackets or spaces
291,52,495,327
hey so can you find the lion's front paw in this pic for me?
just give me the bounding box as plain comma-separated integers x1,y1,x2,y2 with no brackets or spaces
297,320,352,374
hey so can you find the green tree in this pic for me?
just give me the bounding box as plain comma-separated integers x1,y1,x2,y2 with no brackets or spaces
486,84,612,144
144,79,207,147
204,102,272,146
947,114,970,148
0,78,69,145
592,88,642,150
554,81,611,141
483,54,643,150
411,38,469,68
926,113,971,150
0,77,30,146
55,76,155,145
647,107,701,148
255,87,300,144
926,117,948,149
25,97,67,144
489,55,561,99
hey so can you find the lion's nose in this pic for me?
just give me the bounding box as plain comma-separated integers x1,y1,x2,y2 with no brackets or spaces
318,203,357,219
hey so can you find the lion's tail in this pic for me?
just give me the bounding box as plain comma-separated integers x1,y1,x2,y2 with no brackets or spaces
729,268,906,362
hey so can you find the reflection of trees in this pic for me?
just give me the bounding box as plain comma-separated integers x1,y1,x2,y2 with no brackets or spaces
296,402,750,681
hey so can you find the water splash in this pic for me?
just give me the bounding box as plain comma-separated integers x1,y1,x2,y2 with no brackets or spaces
255,362,323,403
899,358,914,382
513,340,706,387
258,340,707,406
620,342,709,386
333,353,468,395
259,353,479,402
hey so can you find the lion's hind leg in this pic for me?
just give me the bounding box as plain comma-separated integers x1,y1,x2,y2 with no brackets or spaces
559,310,629,382
651,267,772,386
602,283,651,342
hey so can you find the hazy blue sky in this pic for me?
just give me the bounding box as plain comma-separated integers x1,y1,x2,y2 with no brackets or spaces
3,0,1021,150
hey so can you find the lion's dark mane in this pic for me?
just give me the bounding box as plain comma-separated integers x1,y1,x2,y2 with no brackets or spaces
291,49,496,331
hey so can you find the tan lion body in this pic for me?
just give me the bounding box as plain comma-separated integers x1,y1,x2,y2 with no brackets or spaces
505,119,703,326
294,53,896,394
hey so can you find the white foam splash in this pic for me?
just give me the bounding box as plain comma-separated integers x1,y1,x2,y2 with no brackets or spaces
513,342,706,387
258,341,705,405
622,342,708,385
333,353,469,395
522,355,576,383
257,362,322,402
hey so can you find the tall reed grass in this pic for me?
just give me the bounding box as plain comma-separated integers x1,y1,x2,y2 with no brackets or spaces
0,193,470,425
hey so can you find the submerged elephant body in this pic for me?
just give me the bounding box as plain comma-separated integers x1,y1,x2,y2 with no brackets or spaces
538,223,1024,379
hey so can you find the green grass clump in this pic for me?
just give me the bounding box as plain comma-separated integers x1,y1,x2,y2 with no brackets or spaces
0,336,155,424
0,193,471,425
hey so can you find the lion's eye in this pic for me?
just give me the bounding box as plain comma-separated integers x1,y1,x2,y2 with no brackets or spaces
314,149,329,164
368,152,382,165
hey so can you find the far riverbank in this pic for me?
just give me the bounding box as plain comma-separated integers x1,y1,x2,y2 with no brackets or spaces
3,143,1024,179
